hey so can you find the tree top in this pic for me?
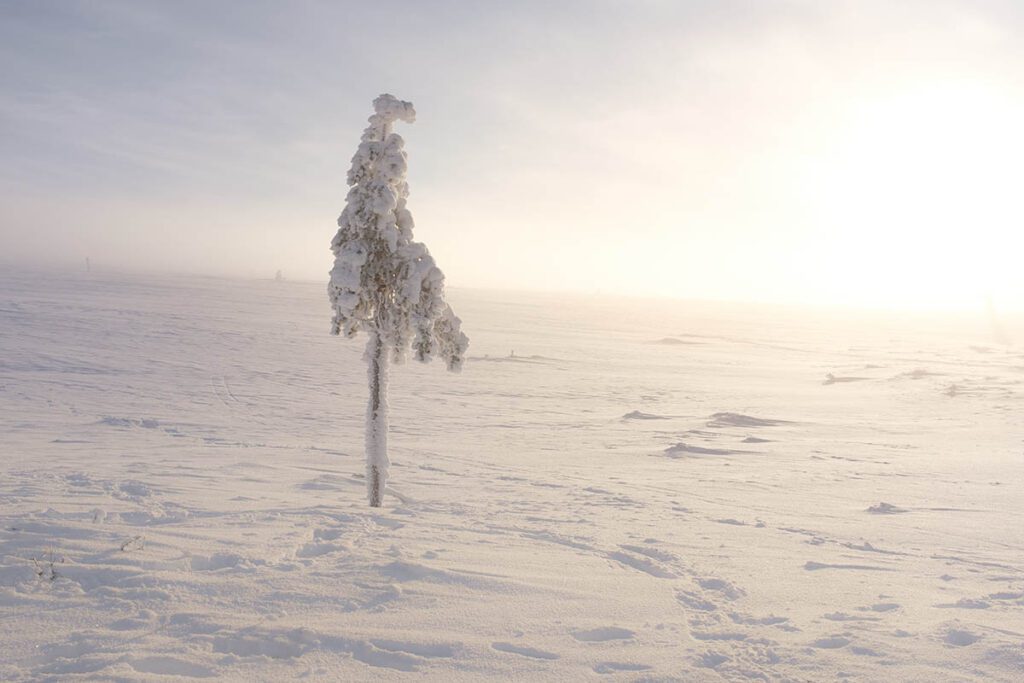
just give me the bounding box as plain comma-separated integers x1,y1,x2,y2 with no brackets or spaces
373,94,416,125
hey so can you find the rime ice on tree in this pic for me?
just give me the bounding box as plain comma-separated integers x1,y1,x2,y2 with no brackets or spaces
328,94,469,507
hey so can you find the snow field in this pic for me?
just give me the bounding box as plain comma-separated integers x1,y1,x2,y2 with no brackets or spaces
1,269,1022,681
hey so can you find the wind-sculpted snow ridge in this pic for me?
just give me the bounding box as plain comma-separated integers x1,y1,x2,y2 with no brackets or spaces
663,442,747,458
622,410,668,420
1,268,1022,681
649,336,700,345
706,412,791,428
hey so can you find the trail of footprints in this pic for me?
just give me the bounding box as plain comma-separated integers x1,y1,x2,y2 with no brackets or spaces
13,442,1013,679
488,520,803,675
467,407,1017,676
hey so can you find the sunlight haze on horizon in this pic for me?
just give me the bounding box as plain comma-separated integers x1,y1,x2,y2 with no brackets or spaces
2,0,1023,312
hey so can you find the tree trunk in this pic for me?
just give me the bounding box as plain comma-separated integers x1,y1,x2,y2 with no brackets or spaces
365,330,389,507
365,120,393,508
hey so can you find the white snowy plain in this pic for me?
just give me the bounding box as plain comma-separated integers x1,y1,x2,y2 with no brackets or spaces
0,267,1022,682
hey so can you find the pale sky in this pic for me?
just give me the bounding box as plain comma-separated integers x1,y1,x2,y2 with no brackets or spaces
2,0,1023,311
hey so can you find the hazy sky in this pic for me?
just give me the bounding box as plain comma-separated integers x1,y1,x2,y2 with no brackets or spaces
2,0,1023,310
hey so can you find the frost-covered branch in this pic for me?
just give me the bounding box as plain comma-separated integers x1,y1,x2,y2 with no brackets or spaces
328,94,468,369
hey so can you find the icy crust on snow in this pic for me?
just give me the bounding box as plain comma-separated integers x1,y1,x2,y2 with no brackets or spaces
328,94,468,372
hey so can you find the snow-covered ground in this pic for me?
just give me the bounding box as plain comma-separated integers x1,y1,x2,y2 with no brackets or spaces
1,268,1021,682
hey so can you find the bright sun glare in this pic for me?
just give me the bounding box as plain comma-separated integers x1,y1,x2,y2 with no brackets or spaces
809,82,1024,311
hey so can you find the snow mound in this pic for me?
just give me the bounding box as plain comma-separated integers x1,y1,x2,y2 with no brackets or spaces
866,502,908,514
649,337,699,345
706,412,789,428
664,442,744,458
622,411,668,420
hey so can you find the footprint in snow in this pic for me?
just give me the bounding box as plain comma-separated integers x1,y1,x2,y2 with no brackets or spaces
607,550,676,579
491,642,560,660
811,636,851,649
728,613,788,626
593,661,652,674
571,627,634,642
944,629,981,646
129,657,216,678
859,602,900,612
804,561,892,572
618,543,678,564
295,541,342,558
370,640,456,658
823,612,881,622
677,590,717,612
697,577,745,600
692,631,749,642
698,652,730,668
935,598,991,609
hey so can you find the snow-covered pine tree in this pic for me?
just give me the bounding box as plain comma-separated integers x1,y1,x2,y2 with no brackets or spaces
328,94,469,507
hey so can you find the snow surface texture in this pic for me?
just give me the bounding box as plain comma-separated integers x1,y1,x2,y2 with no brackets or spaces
1,268,1022,681
328,94,468,506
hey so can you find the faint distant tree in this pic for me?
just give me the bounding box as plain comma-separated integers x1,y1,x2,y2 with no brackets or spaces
328,94,468,507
